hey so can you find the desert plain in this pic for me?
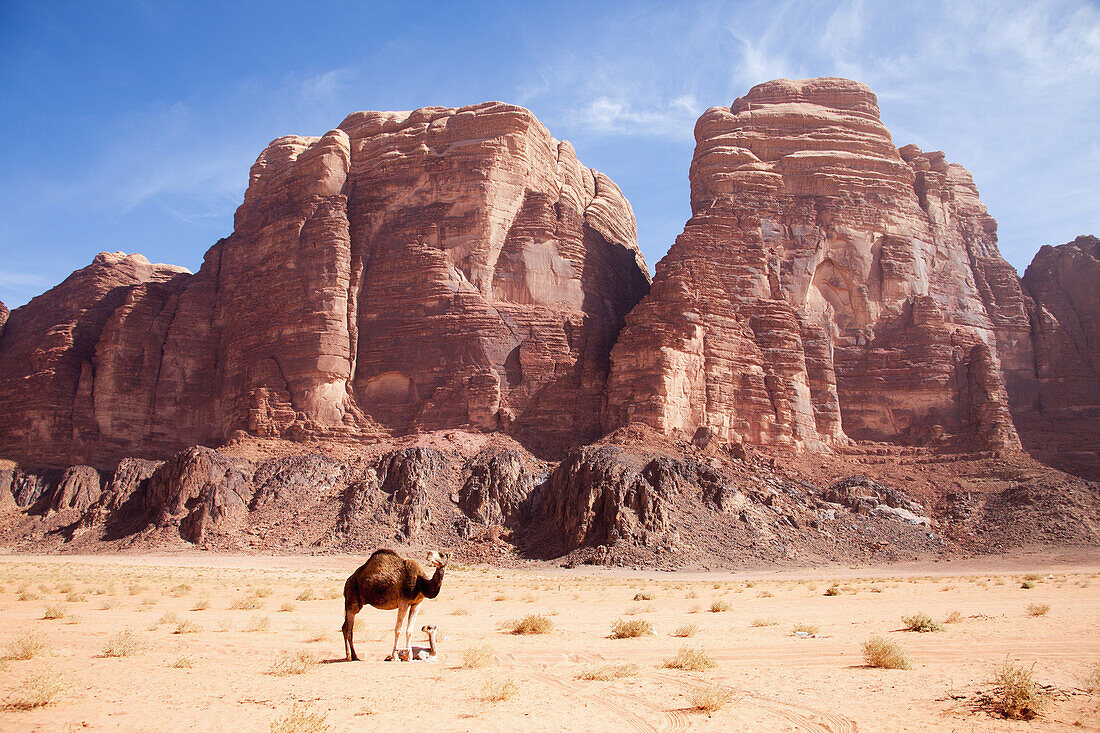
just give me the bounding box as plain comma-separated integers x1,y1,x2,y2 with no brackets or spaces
0,551,1097,732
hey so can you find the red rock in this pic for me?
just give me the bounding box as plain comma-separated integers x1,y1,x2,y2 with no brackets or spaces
1017,235,1100,476
0,104,650,468
606,78,1024,451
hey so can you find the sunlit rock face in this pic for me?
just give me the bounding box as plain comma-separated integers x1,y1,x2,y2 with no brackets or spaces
606,78,1025,450
0,102,650,468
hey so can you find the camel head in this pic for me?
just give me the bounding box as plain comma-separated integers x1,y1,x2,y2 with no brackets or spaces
421,624,437,636
425,550,450,568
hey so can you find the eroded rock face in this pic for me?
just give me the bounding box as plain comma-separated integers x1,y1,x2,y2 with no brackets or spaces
49,466,102,514
458,449,538,527
607,78,1025,451
536,445,677,553
0,103,650,468
144,447,253,543
1017,236,1100,475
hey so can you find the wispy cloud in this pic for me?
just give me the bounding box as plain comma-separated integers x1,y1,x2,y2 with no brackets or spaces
577,94,701,138
0,269,44,290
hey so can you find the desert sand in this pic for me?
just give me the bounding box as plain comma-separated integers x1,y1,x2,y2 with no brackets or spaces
0,553,1097,731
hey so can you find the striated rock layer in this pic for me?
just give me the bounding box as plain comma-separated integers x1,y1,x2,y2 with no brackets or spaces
0,103,650,468
606,78,1030,452
1017,236,1100,477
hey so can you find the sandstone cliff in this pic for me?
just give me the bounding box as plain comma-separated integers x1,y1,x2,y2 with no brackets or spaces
0,103,650,468
1017,235,1100,477
606,78,1026,451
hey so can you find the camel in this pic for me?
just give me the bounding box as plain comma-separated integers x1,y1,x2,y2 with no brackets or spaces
341,548,448,662
405,624,439,661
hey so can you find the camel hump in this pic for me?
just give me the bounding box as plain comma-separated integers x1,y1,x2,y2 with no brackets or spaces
368,548,401,561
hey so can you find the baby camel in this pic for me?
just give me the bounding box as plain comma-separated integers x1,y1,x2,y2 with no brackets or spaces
342,548,448,662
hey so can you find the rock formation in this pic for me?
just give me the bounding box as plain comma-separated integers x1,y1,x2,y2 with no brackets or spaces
1016,236,1100,476
0,103,650,468
606,78,1027,451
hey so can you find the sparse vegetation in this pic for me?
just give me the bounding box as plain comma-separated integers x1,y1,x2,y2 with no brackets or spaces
295,588,316,602
577,663,639,680
270,702,331,733
791,623,819,635
462,643,494,669
672,623,699,638
902,613,944,633
507,614,554,635
862,635,911,670
451,608,471,616
7,668,65,710
3,631,49,660
174,619,203,634
481,676,518,702
42,603,66,620
632,592,654,601
1020,580,1036,589
611,618,654,638
279,601,296,612
1026,603,1051,617
171,655,195,669
191,598,210,611
985,659,1048,720
170,583,192,597
246,615,272,633
269,650,320,676
944,610,964,624
663,646,717,671
688,684,733,713
751,617,779,627
231,595,264,610
102,628,144,657
709,600,732,613
824,584,841,596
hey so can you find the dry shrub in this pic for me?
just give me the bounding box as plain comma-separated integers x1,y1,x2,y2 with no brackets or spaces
156,611,180,627
751,617,779,627
672,623,699,638
17,589,38,601
102,628,144,657
944,610,964,624
99,598,119,610
57,583,73,594
246,615,272,633
824,585,841,596
508,614,553,635
710,600,732,613
451,608,471,616
791,623,819,635
492,594,507,602
174,619,203,634
1020,580,1036,589
295,588,316,602
577,663,638,681
862,635,911,670
191,599,210,611
1026,603,1051,617
633,592,654,601
689,684,733,713
902,613,944,633
279,602,296,613
7,668,65,709
4,631,49,660
662,646,717,671
42,603,65,620
462,643,494,669
231,595,263,610
269,650,320,676
254,587,273,598
611,618,654,638
1080,663,1100,692
986,660,1048,720
481,676,518,702
170,583,192,597
270,702,331,733
171,655,195,669
758,590,774,598
65,592,86,603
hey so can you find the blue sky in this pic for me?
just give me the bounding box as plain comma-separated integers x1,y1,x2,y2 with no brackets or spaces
1,0,1097,308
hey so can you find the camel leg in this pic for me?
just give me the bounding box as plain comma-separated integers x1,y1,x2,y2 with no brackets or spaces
390,603,409,661
343,606,359,661
404,602,422,660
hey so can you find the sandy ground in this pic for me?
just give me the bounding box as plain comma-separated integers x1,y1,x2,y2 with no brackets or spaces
0,554,1097,732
